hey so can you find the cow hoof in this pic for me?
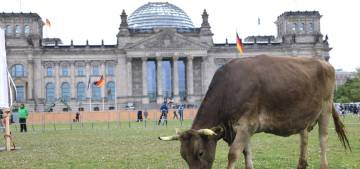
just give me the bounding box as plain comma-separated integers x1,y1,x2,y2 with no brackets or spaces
297,160,308,169
320,164,328,169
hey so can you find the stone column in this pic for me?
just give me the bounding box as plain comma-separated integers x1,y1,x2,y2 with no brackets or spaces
142,57,149,104
33,59,42,99
186,56,194,102
126,58,132,97
101,62,106,100
27,60,33,100
85,61,91,99
101,61,106,110
172,56,180,103
55,62,60,99
116,56,127,98
70,62,76,100
156,57,163,103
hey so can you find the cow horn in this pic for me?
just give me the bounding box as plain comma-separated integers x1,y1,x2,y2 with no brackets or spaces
197,129,217,136
158,135,179,141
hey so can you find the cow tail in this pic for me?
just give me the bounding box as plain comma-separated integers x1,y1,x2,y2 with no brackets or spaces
332,104,351,151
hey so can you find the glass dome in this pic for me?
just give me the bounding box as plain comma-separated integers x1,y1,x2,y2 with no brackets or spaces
128,2,194,29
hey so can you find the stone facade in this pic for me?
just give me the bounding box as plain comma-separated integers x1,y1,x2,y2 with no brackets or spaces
0,9,331,112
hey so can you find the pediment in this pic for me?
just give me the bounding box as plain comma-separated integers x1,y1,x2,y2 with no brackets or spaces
125,29,209,50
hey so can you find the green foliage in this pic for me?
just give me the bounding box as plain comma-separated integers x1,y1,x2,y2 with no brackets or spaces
335,68,360,103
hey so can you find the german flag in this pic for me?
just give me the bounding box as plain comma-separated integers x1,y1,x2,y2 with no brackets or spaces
94,75,105,87
236,33,244,55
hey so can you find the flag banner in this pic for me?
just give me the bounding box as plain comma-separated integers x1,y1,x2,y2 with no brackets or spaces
0,28,10,109
94,75,105,87
236,33,244,55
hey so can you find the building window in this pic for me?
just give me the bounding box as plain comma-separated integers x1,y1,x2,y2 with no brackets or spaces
77,82,86,101
91,83,101,101
24,25,31,36
299,23,305,31
46,82,55,103
92,65,100,76
292,23,297,32
106,64,114,76
106,81,115,100
15,25,21,36
61,82,71,102
47,66,54,76
16,85,25,102
77,66,85,76
5,25,12,35
308,23,314,32
11,64,25,77
62,66,69,76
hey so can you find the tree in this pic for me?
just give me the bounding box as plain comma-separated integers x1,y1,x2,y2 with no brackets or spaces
334,68,360,103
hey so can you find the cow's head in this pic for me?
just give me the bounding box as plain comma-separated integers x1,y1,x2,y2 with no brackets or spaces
159,128,223,169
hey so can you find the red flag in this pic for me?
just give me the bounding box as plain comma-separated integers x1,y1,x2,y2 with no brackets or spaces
94,75,105,87
236,33,244,55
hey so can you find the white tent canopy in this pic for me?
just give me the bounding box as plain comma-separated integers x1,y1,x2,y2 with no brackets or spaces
0,28,10,109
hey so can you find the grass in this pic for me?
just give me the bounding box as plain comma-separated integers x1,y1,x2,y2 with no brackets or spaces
0,116,359,169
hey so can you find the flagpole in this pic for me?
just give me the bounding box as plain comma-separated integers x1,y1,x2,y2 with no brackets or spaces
102,87,105,111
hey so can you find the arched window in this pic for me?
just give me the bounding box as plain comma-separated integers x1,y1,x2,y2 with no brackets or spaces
15,25,21,36
61,82,71,102
91,83,101,101
106,64,115,76
77,82,86,101
11,64,25,77
106,81,115,100
46,82,55,103
5,25,12,35
24,25,31,36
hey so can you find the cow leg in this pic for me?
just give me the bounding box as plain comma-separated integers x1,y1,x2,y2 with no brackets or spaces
318,107,331,169
297,129,309,169
227,128,250,169
243,141,254,169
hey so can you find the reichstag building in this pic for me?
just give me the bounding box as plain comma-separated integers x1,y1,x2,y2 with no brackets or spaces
0,2,331,111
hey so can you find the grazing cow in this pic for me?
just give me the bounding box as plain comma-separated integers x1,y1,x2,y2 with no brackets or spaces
159,55,350,169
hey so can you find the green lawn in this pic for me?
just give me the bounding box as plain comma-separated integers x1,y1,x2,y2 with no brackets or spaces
1,117,359,169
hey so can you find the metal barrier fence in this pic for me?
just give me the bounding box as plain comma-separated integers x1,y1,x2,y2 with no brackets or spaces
9,109,198,132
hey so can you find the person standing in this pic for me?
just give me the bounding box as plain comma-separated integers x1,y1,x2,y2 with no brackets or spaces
178,104,184,121
136,110,143,122
158,102,168,125
18,104,29,132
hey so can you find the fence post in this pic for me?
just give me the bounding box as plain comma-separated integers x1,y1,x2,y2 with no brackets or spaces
127,110,130,128
4,110,11,151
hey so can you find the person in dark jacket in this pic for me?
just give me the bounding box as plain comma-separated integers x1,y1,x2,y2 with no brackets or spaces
136,110,143,122
158,102,168,125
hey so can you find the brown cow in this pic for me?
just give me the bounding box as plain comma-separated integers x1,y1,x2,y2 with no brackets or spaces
159,55,350,169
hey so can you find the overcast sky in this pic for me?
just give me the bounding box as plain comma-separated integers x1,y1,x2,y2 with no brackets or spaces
2,0,359,71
